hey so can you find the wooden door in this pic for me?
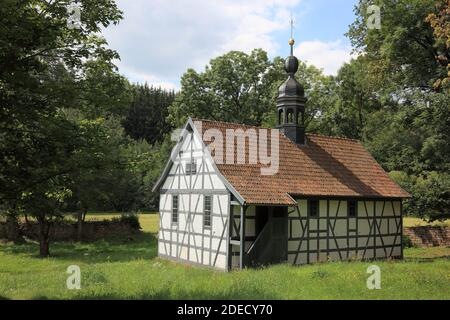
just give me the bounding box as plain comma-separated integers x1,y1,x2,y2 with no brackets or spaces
270,207,288,263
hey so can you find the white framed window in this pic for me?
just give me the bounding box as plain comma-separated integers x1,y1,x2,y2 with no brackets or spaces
186,159,196,175
204,195,212,228
172,195,179,225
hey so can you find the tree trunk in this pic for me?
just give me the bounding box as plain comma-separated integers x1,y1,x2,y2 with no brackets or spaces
6,216,20,242
76,208,87,242
38,219,50,257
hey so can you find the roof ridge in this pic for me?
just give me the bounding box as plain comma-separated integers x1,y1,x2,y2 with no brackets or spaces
193,118,361,143
306,133,361,143
191,118,270,130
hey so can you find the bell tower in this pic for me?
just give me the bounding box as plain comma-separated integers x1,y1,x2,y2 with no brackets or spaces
276,32,306,145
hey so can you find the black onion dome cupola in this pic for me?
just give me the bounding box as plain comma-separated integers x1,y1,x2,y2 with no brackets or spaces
276,37,306,145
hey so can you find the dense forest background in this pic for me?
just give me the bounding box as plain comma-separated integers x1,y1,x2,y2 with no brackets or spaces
0,0,448,255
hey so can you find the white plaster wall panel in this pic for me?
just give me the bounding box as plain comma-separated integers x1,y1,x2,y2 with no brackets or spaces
349,238,356,248
291,220,302,236
393,201,401,216
383,236,395,246
319,239,327,249
193,176,203,190
204,158,214,173
163,176,174,189
211,175,226,189
158,242,166,255
288,240,300,251
338,201,347,216
192,150,203,158
334,220,347,236
376,248,387,258
299,253,308,264
329,240,336,250
319,219,326,230
204,176,213,189
392,246,401,256
179,194,189,212
336,238,347,249
319,200,327,217
389,219,398,234
310,219,318,230
203,236,211,250
215,254,227,269
180,246,188,260
192,217,203,233
162,231,171,241
299,200,307,216
179,176,188,189
365,201,374,216
379,219,388,234
349,218,357,230
288,208,297,218
319,252,327,262
357,201,366,217
329,251,340,261
375,201,384,216
288,254,296,264
358,219,370,234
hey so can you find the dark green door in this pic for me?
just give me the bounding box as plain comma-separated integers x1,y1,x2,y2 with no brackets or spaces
270,207,288,263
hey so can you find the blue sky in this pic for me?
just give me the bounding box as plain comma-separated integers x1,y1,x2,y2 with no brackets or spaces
102,0,359,90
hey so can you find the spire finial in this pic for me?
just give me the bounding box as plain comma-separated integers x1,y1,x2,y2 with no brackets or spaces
288,13,295,56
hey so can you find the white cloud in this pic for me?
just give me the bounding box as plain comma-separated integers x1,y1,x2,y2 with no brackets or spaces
103,0,303,88
294,40,356,75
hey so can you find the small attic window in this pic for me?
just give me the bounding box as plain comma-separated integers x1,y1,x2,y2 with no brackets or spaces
185,160,196,175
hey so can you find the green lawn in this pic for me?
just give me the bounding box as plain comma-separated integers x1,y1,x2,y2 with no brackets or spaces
403,217,450,227
0,213,448,300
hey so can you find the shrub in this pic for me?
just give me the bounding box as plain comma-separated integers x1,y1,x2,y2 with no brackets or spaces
119,213,141,230
402,234,414,248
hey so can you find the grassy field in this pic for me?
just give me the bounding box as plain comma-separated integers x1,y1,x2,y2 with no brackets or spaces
403,217,450,227
0,213,449,300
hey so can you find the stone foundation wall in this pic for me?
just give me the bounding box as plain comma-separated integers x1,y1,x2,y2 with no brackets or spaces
404,226,450,247
0,221,139,242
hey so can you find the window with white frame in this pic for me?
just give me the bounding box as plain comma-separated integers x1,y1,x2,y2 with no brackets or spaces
204,195,212,228
172,195,179,224
186,159,196,175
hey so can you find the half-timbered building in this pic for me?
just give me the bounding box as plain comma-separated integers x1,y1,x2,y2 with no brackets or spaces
152,37,410,271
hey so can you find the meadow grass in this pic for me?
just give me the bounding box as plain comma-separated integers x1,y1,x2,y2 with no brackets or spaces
403,217,450,227
0,213,448,300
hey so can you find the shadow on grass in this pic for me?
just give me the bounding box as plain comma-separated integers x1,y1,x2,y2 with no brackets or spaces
34,286,281,300
0,232,158,264
404,255,450,263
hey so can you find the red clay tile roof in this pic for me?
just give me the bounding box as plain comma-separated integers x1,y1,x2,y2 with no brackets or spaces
193,119,411,205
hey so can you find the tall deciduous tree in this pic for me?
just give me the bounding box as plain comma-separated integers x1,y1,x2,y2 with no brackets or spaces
426,0,450,90
0,0,125,256
347,0,444,91
168,49,282,127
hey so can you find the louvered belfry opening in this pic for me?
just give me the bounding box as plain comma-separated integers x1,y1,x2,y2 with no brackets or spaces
276,37,307,145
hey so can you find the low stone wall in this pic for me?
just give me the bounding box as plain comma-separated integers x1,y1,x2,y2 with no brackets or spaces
404,226,450,247
0,220,140,242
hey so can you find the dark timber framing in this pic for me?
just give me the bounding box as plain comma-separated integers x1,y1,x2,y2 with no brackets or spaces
287,197,403,264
